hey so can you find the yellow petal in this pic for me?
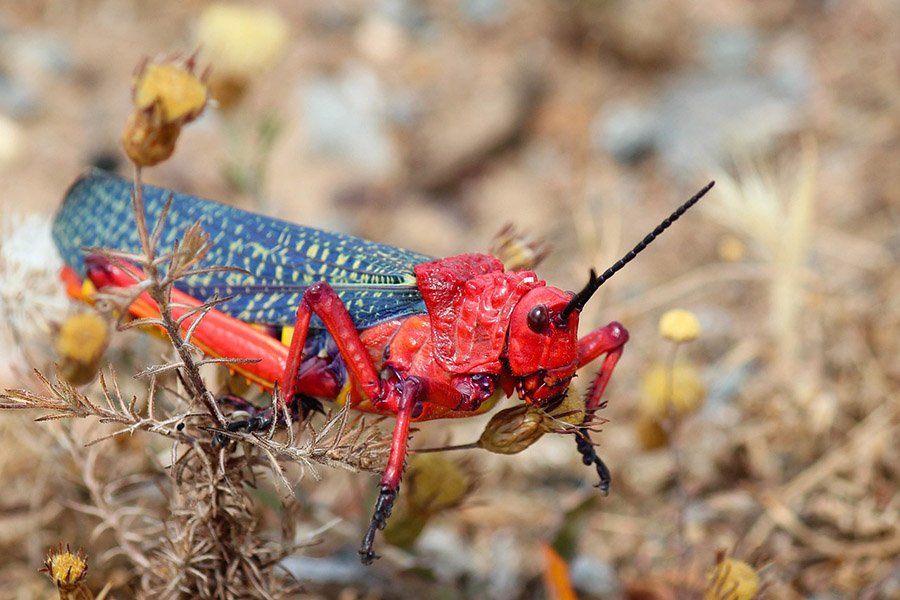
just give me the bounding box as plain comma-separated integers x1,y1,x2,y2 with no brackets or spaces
134,63,208,123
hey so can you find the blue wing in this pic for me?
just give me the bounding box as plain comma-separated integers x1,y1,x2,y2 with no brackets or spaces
53,170,432,329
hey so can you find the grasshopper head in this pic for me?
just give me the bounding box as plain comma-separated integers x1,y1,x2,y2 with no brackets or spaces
506,286,580,408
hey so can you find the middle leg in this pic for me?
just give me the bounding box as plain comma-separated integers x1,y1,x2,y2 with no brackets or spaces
358,376,422,564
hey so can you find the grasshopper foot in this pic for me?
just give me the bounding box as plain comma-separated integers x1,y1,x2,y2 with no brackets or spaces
575,428,611,496
358,485,398,565
212,393,325,448
211,413,273,447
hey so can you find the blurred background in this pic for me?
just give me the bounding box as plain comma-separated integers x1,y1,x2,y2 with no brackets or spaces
0,1,897,598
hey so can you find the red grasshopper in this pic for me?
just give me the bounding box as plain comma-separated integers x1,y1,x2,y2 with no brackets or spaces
53,170,713,563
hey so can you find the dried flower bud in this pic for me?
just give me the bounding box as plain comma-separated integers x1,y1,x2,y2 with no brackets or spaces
635,415,668,450
640,363,706,418
550,388,586,426
405,454,472,514
490,224,550,272
197,3,288,109
122,58,208,166
41,544,88,591
705,558,760,600
659,308,701,343
478,405,550,454
56,313,109,385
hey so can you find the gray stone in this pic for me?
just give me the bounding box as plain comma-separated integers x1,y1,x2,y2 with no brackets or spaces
0,74,38,119
656,72,804,177
770,40,813,101
569,555,621,597
459,0,509,26
701,28,760,74
592,102,659,164
377,0,431,33
7,32,74,75
279,551,370,585
299,67,398,176
655,32,813,178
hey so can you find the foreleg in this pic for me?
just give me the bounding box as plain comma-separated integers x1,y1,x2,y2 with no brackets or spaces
578,321,628,416
575,321,629,494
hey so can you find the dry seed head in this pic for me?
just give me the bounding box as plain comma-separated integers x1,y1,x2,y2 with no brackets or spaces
122,112,181,167
55,313,109,385
479,405,550,454
123,58,208,166
490,223,551,272
659,308,701,343
42,545,88,590
640,363,706,418
705,558,760,600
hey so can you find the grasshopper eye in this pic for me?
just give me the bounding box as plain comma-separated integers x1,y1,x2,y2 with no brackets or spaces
527,304,550,333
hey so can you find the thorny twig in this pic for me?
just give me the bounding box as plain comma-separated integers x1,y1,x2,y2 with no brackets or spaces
128,164,225,425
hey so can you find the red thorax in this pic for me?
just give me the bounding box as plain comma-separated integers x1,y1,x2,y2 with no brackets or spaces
415,253,580,408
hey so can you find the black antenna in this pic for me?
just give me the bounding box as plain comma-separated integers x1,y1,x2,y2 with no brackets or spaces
560,181,715,321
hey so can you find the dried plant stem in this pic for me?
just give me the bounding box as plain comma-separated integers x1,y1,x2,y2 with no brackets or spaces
130,164,224,426
742,401,898,555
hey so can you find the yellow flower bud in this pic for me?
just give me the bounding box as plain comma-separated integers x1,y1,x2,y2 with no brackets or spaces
197,3,288,109
640,363,706,418
717,234,746,262
659,308,701,343
56,313,109,385
42,545,88,591
197,4,288,76
705,558,760,600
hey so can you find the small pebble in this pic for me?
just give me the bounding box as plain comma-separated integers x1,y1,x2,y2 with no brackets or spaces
0,75,38,119
591,103,658,164
569,555,621,598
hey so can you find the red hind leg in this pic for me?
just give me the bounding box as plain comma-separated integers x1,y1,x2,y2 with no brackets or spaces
83,256,288,388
